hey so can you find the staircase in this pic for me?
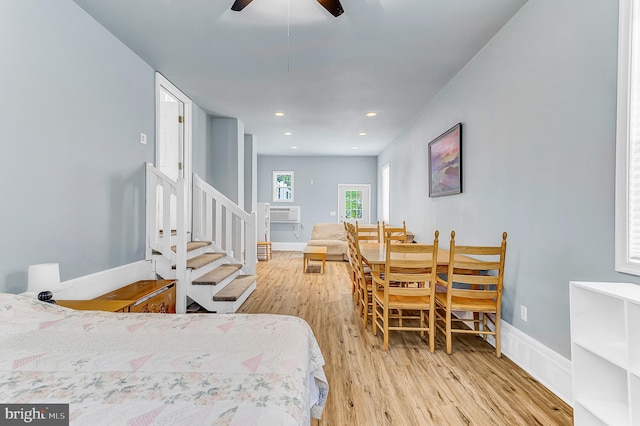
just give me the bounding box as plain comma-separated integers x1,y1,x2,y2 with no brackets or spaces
146,164,257,313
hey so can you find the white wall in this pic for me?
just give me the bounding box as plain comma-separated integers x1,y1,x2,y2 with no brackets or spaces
379,0,632,358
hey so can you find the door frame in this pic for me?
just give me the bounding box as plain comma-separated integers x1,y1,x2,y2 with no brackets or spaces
155,72,192,232
337,184,372,224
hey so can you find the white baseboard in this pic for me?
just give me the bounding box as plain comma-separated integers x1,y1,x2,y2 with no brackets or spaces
56,260,154,300
272,242,306,251
499,321,573,406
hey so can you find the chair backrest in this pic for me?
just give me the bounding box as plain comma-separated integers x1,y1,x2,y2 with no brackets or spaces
347,223,370,290
375,231,439,297
382,221,407,244
356,221,380,243
443,230,507,306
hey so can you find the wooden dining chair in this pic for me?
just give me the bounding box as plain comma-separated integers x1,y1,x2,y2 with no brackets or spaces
344,222,358,300
356,221,380,243
371,231,439,351
382,221,407,244
347,223,374,327
434,231,508,357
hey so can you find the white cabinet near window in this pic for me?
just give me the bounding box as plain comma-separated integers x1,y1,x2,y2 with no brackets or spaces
570,281,640,425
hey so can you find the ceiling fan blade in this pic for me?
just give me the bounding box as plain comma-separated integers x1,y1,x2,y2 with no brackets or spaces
231,0,253,12
317,0,344,17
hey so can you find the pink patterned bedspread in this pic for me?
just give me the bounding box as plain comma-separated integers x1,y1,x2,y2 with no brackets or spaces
0,293,328,425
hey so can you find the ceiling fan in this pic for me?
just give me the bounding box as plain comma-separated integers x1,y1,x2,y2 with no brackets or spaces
231,0,344,17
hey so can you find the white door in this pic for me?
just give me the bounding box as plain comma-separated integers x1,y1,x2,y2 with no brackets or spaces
338,184,371,223
156,73,192,232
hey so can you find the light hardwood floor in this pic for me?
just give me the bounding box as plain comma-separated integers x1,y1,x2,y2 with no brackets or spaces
237,251,573,425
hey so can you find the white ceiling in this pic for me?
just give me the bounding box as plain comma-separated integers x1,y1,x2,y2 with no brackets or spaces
73,0,527,156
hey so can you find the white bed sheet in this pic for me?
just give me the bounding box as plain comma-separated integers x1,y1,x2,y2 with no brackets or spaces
0,293,328,425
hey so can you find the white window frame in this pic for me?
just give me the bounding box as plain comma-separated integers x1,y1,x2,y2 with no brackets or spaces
381,163,390,223
272,171,294,202
616,0,640,275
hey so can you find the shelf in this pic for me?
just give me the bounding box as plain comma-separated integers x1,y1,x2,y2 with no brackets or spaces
575,398,630,426
570,282,640,426
629,301,640,375
570,285,626,345
573,339,628,369
631,375,640,425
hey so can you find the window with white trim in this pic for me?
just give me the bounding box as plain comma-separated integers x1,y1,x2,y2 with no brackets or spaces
382,163,390,223
616,0,640,274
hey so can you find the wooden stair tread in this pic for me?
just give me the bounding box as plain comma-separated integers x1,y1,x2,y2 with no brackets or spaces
171,241,212,253
192,264,242,285
212,275,256,301
173,252,225,270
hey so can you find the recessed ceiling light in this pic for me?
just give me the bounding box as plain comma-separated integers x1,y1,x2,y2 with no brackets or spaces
365,112,377,117
284,132,292,136
274,112,285,117
352,146,359,150
358,132,367,136
291,146,298,149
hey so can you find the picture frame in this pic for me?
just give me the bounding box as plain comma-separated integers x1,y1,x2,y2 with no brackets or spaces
428,123,462,197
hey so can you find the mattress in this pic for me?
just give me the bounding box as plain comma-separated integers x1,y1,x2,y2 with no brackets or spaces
0,293,328,425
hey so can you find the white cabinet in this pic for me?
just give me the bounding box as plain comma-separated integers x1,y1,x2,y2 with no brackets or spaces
570,281,640,425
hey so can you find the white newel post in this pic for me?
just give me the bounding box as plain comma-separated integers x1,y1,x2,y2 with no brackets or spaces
175,176,188,314
246,211,257,274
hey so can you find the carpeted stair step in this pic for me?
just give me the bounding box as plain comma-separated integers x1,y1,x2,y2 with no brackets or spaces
192,264,242,285
171,241,212,253
173,252,225,270
212,275,256,302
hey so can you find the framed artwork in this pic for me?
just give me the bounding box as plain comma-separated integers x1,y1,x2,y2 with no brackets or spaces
272,171,294,202
428,123,462,197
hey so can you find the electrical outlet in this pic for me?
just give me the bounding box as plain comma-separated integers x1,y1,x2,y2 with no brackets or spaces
140,133,147,145
520,305,528,322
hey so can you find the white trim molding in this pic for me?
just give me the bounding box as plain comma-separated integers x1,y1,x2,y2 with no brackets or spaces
499,321,573,406
57,260,154,300
272,242,306,251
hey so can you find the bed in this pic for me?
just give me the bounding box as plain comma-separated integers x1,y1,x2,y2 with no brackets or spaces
0,293,328,425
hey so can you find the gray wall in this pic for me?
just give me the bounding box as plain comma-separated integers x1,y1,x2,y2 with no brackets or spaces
0,0,155,292
210,118,244,206
378,0,633,358
258,156,377,242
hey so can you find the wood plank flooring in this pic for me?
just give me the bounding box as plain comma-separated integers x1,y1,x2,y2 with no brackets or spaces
237,251,573,425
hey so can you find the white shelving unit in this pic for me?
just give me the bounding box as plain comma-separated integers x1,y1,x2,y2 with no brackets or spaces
570,281,640,425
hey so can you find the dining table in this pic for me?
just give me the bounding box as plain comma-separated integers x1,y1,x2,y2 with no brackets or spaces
358,242,484,274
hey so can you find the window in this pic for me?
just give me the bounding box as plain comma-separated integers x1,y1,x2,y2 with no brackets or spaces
382,163,390,223
616,0,640,274
273,171,294,202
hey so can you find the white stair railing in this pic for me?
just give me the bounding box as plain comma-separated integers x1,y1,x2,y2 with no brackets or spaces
146,163,188,313
192,174,257,274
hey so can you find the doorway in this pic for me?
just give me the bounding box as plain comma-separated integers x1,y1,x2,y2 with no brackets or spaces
338,184,371,223
155,73,192,231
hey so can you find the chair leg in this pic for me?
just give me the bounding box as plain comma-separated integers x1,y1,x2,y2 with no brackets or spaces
383,305,389,351
362,291,369,328
428,307,435,353
446,307,452,355
495,314,501,358
372,300,378,336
